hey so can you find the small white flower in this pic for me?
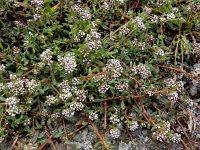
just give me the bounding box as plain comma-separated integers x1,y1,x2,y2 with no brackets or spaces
110,128,120,139
85,29,101,50
59,93,72,101
30,0,43,7
155,49,165,56
40,49,53,65
116,0,124,4
58,52,77,74
45,95,59,106
62,108,74,117
167,92,179,103
166,13,175,19
33,13,41,21
70,101,84,111
119,26,130,35
89,112,98,121
0,64,5,72
135,16,146,30
83,141,93,150
128,121,139,131
6,97,20,105
137,64,151,79
170,133,181,143
103,2,110,10
98,83,109,94
109,114,120,124
14,20,25,27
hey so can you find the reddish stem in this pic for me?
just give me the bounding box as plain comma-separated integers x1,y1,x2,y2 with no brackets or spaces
103,101,107,129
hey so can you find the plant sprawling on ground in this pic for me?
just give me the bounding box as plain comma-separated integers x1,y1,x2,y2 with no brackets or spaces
0,0,200,149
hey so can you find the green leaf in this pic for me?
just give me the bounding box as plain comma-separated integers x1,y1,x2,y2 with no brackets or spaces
35,120,42,129
121,101,125,110
52,130,63,138
38,131,46,139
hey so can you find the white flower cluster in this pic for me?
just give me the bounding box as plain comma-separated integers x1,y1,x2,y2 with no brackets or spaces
45,95,59,106
30,0,43,7
0,83,5,92
147,90,154,96
176,81,184,92
14,21,25,27
60,80,71,93
155,0,168,6
128,121,139,132
9,74,17,80
172,7,179,13
70,101,84,111
6,97,20,116
160,17,166,22
166,13,175,19
7,78,38,95
0,64,5,72
170,133,181,143
13,46,20,54
71,4,91,21
58,52,77,74
78,30,86,37
103,1,110,10
85,29,101,50
184,98,194,107
6,96,20,105
41,109,48,117
89,112,98,121
83,141,93,150
75,90,87,102
109,114,120,124
23,118,31,126
143,6,152,14
74,30,86,42
89,95,95,102
29,0,43,22
102,59,123,80
135,16,146,30
7,78,25,96
152,121,171,142
138,42,146,51
40,49,53,65
98,83,109,94
151,15,159,24
119,26,130,35
163,78,175,88
167,91,179,103
59,93,72,101
33,62,45,74
132,64,151,79
23,39,30,47
33,14,41,21
155,49,165,56
72,77,81,85
62,108,74,117
24,142,38,150
116,0,125,4
71,86,78,93
192,42,200,57
114,82,129,92
25,79,38,93
110,128,120,139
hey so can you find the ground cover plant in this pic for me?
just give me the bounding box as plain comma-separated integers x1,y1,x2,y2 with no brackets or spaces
0,0,200,149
